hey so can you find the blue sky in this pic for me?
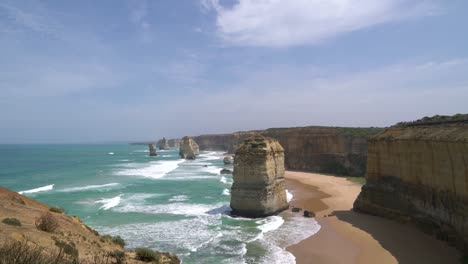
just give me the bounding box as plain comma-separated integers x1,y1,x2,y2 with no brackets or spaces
1,0,467,143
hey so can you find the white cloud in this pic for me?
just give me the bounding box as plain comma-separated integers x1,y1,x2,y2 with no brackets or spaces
128,0,153,43
204,0,439,47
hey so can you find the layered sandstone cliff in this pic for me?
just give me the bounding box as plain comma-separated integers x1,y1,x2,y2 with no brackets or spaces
179,136,199,160
192,127,381,176
230,136,289,217
354,121,468,254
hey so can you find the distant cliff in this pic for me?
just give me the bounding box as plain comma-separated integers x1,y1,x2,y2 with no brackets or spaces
354,119,468,254
190,126,382,176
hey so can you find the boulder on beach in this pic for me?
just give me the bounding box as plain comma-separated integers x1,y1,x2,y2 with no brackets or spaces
230,135,289,217
149,144,157,156
223,156,233,165
179,136,200,160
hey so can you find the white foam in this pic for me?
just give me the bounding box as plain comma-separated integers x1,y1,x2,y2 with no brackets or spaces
96,195,122,210
286,189,293,202
115,200,223,216
222,188,230,196
169,195,189,202
198,151,223,161
201,166,221,175
257,216,285,234
60,183,120,192
19,184,54,194
115,160,184,179
133,150,149,153
108,152,114,155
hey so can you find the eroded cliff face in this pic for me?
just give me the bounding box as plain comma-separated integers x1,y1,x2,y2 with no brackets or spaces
192,127,381,176
230,136,288,217
354,123,468,254
179,136,200,160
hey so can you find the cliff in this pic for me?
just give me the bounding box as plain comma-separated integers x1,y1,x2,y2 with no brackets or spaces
179,136,200,160
353,121,468,255
191,126,382,176
230,136,289,217
0,187,179,263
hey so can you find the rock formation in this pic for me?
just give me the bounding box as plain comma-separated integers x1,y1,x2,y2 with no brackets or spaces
230,136,289,217
0,187,180,263
220,169,232,174
223,156,233,165
179,136,199,160
191,126,382,176
149,144,157,156
157,137,170,150
354,118,468,255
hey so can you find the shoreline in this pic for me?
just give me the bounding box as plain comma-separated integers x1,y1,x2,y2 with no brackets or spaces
284,171,461,264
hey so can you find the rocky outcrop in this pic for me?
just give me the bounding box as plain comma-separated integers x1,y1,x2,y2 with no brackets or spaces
179,137,199,160
157,137,170,150
223,156,233,165
192,127,382,176
354,121,468,254
149,144,157,156
230,136,289,217
220,169,232,174
0,187,180,264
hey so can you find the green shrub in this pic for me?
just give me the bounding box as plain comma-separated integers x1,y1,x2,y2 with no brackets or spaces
100,234,112,243
111,236,126,247
49,206,65,214
135,247,158,262
2,218,21,226
54,239,79,259
109,250,125,264
35,212,59,232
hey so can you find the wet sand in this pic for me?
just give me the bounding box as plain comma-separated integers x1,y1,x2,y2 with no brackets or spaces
284,171,461,264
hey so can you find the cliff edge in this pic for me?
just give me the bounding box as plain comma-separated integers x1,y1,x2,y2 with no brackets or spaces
354,120,468,255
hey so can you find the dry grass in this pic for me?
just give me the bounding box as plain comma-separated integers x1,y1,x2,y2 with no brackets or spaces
35,212,59,232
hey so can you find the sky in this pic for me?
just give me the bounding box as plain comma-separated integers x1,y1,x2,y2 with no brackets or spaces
0,0,467,143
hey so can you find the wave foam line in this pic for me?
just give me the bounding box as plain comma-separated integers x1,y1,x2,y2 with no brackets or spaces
96,195,122,210
19,184,54,194
286,189,293,202
59,183,120,192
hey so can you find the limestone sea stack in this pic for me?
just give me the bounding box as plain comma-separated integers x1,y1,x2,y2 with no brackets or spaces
230,136,289,217
157,137,170,150
149,144,157,156
179,136,200,160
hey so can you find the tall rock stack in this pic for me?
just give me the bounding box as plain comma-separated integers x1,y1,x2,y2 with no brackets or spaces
230,136,288,217
179,136,200,160
148,144,157,156
157,137,170,150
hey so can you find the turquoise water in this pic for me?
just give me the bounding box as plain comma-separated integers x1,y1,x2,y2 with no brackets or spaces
0,144,320,264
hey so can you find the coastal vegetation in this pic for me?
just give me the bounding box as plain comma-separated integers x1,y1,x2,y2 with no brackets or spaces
395,113,468,127
49,206,66,214
35,212,59,232
135,247,158,262
2,217,22,226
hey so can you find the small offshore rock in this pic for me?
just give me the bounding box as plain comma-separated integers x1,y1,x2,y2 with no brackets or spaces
149,144,157,156
223,156,233,165
220,169,232,174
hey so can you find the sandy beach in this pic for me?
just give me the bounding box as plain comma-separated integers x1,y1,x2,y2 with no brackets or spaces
284,171,461,264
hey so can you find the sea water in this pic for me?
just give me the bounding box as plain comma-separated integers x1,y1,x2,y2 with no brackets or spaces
0,144,320,264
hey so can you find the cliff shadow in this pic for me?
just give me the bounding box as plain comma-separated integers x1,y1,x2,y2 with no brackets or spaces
331,210,461,264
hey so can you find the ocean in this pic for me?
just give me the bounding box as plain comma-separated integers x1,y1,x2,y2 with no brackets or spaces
0,144,320,264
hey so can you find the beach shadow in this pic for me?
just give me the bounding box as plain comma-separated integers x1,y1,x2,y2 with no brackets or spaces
331,210,461,264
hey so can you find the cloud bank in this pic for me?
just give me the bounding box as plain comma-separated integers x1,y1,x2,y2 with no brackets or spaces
203,0,439,47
